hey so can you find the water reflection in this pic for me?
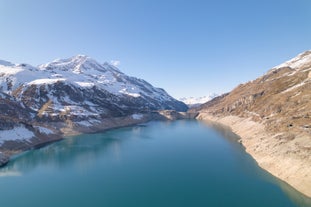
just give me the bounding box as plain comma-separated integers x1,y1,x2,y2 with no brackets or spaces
0,121,310,207
1,132,125,174
277,177,311,206
201,120,241,143
200,120,311,206
0,169,22,177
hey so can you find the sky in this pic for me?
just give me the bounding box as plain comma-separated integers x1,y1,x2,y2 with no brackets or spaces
0,0,311,98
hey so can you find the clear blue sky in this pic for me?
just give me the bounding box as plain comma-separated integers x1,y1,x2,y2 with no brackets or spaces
1,0,310,98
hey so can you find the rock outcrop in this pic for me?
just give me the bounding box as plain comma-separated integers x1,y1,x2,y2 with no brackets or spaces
0,152,9,167
193,51,311,197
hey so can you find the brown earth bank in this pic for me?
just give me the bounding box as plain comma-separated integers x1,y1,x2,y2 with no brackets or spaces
193,51,311,198
0,110,197,167
196,113,311,198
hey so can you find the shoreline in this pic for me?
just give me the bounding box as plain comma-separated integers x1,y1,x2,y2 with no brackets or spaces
0,110,197,167
196,112,311,198
3,109,309,199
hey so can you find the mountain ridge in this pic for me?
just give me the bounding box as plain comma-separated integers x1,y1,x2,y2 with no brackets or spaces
0,55,188,165
179,94,218,108
194,50,311,197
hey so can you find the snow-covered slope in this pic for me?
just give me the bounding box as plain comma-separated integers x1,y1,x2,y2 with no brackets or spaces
0,55,187,122
179,94,218,107
273,50,311,70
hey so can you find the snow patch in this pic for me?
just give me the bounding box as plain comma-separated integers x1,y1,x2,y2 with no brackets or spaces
27,78,66,85
75,81,95,88
132,114,143,120
0,126,34,144
120,88,141,97
179,94,218,106
0,66,23,75
281,81,307,94
110,60,120,67
76,119,101,127
274,51,311,70
35,126,54,134
51,74,63,78
63,105,99,116
76,121,92,127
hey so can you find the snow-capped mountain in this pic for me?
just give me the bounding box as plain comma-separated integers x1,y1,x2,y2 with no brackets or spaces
179,94,218,107
0,55,187,158
0,55,187,122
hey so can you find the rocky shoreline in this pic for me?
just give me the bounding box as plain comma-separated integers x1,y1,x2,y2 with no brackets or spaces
0,110,197,167
0,152,9,167
196,113,311,198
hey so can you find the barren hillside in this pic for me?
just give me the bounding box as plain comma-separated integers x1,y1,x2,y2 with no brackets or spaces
194,51,311,197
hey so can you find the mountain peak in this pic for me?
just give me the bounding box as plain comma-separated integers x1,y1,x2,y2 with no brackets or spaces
48,54,94,65
0,54,187,111
273,50,311,70
72,54,89,59
68,54,95,64
39,54,104,74
179,94,219,107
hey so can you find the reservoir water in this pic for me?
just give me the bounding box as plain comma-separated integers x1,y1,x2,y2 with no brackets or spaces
0,120,310,207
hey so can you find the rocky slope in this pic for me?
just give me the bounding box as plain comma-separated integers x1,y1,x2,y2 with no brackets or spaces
193,51,311,197
0,55,188,165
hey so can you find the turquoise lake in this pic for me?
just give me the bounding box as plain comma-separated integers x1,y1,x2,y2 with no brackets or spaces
1,120,311,207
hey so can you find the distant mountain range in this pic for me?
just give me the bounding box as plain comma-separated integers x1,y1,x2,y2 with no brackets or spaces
179,94,218,107
0,55,188,163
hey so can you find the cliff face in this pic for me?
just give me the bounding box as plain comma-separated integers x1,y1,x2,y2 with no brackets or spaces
195,51,311,197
